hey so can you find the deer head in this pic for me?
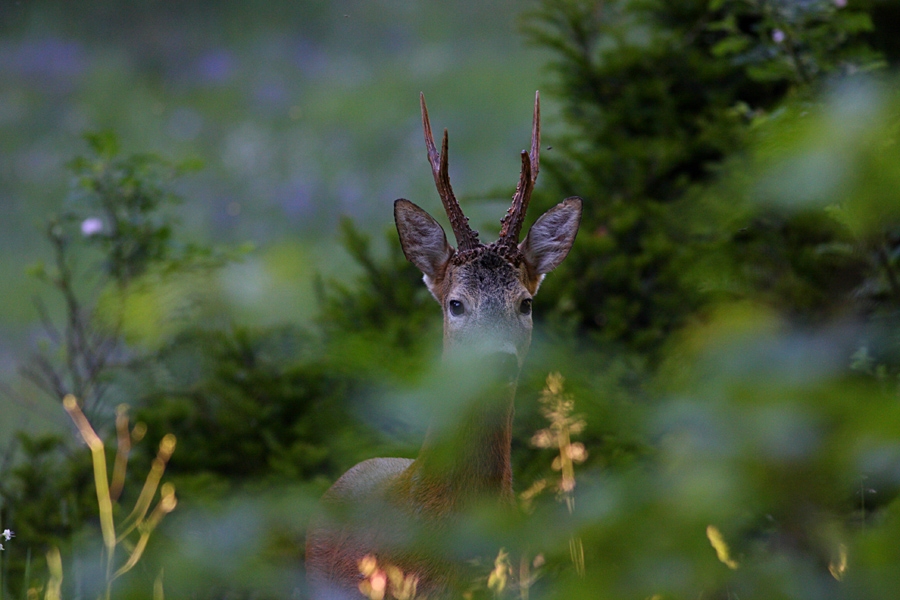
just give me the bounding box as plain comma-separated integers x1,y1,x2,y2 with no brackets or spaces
394,92,582,375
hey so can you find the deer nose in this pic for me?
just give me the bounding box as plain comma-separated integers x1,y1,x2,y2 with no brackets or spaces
489,351,520,383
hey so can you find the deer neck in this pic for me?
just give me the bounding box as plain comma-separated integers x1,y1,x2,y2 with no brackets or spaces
398,376,516,515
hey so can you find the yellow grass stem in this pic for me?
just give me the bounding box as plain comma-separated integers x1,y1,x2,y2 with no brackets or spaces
706,525,739,569
569,536,585,578
519,554,531,600
132,421,147,442
113,484,177,580
117,434,176,542
829,543,848,581
63,395,117,555
529,374,589,579
153,569,165,600
44,547,63,600
110,404,132,502
487,548,512,593
60,398,177,599
557,425,576,512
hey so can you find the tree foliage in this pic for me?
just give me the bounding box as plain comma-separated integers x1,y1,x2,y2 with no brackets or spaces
521,0,885,356
4,0,900,598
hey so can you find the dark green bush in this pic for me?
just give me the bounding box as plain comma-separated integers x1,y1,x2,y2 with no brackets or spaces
521,0,886,357
134,324,373,496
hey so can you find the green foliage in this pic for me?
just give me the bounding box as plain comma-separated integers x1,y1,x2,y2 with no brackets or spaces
498,0,900,596
68,131,183,285
3,132,427,599
133,324,371,498
2,434,94,557
316,219,442,379
4,0,900,598
66,131,226,285
0,134,240,598
19,132,231,421
708,0,882,84
521,0,886,356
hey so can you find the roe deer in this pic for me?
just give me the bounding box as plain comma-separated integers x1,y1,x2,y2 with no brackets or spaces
305,92,582,599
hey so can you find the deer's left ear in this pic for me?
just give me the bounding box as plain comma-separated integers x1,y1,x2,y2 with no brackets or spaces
519,197,582,293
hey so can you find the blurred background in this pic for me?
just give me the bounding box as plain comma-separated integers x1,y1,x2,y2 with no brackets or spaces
3,0,900,598
0,0,550,361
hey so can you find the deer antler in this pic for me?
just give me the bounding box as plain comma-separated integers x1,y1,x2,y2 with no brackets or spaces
498,90,540,248
420,93,480,252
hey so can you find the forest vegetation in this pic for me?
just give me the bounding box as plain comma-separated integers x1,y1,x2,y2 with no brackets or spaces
2,0,900,598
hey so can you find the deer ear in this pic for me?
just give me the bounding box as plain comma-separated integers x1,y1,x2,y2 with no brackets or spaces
395,199,454,287
519,197,582,291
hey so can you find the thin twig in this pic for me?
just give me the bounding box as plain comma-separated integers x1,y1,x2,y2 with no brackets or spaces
21,356,66,400
33,296,62,344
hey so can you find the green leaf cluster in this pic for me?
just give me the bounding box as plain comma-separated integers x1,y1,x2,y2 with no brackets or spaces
520,0,887,358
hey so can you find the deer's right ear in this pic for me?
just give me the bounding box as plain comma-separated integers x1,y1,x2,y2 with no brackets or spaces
395,199,454,289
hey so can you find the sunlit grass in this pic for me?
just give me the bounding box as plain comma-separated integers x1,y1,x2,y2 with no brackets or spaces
520,372,587,578
706,525,739,570
51,396,177,600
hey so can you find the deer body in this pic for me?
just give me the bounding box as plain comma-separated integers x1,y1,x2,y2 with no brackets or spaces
306,93,581,599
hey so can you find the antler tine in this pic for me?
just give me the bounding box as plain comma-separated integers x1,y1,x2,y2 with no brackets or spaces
530,89,540,181
420,93,480,251
498,91,541,246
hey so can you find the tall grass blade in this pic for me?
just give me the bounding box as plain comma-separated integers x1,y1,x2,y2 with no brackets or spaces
117,435,176,542
19,548,30,600
153,569,164,600
109,404,133,502
43,548,62,600
63,396,116,552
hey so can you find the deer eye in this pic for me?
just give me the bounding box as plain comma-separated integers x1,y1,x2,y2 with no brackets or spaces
519,298,533,315
448,299,465,316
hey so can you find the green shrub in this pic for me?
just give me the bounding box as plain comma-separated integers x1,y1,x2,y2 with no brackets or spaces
521,0,886,357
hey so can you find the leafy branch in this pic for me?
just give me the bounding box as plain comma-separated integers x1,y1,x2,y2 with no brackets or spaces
19,132,221,423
